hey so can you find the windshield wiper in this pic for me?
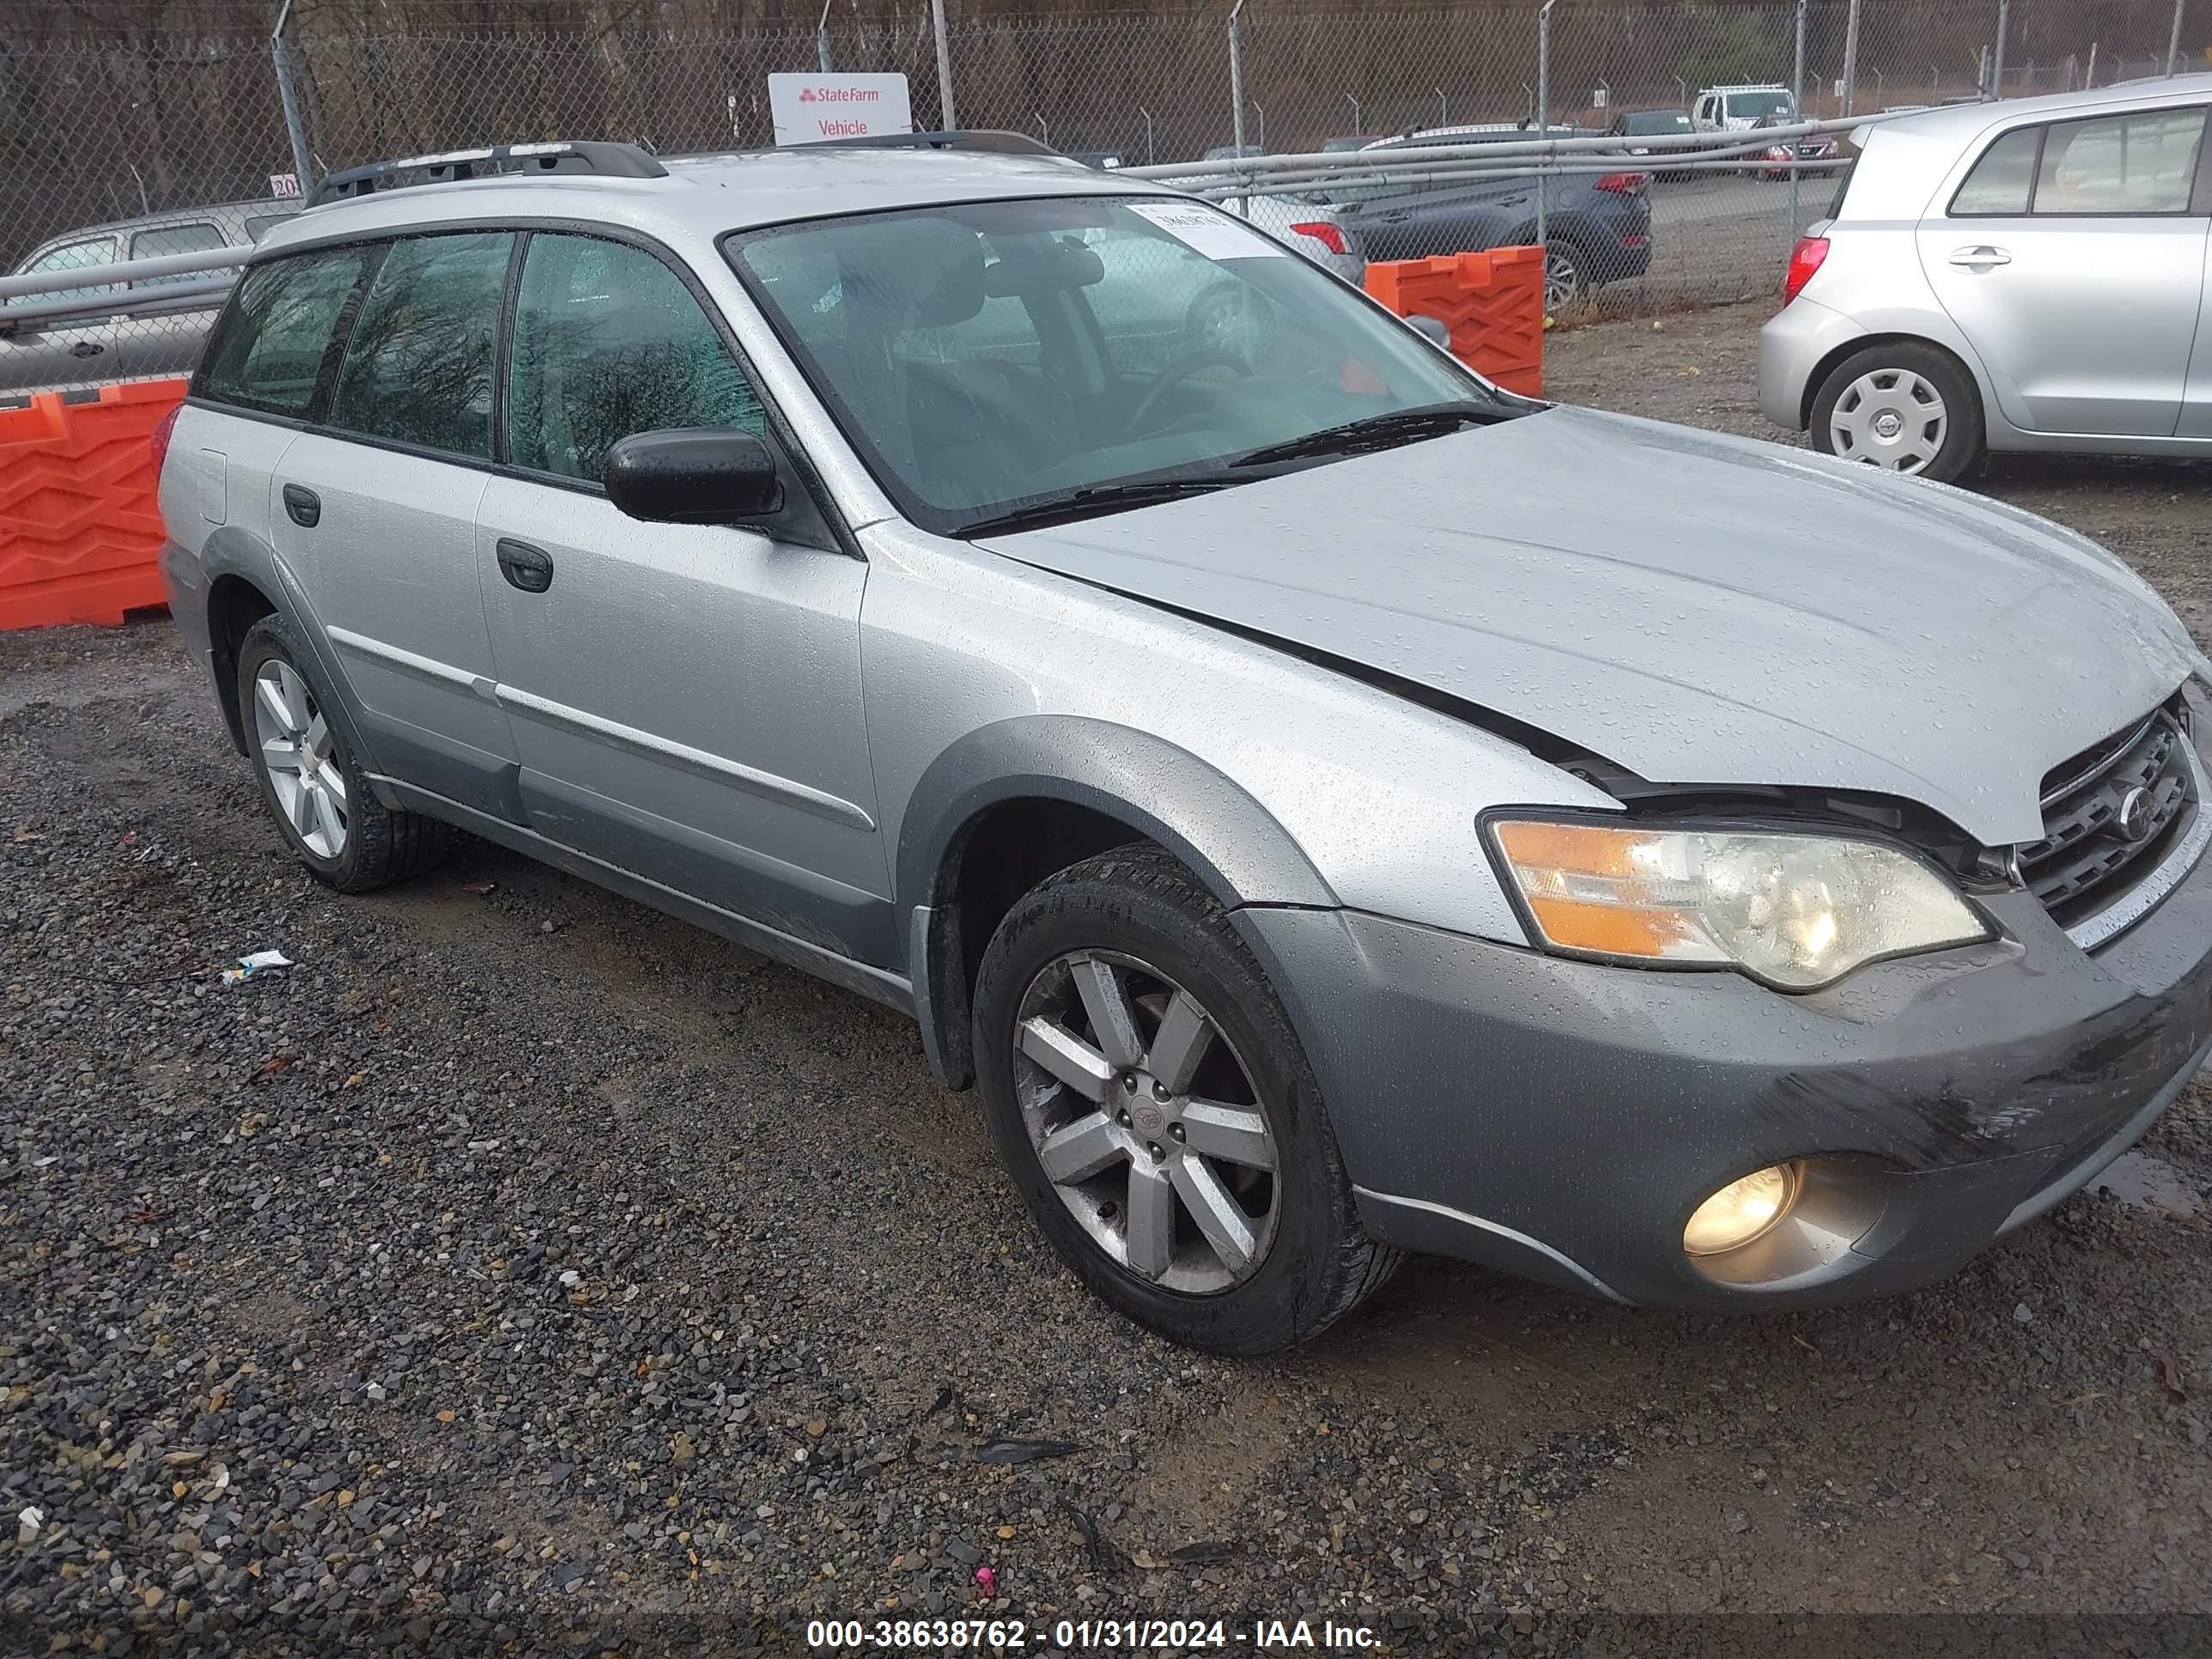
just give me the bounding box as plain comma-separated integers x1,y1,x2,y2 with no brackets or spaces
1231,401,1508,469
951,474,1246,538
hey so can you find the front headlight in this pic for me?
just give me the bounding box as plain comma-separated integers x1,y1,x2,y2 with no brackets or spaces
1490,819,1990,990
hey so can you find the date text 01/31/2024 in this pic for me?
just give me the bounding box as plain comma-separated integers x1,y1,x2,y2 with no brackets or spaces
805,1617,1382,1650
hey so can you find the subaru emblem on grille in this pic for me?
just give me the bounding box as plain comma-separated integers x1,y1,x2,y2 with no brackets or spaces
2116,785,2155,843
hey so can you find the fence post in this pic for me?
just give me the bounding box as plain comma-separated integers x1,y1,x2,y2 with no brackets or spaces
1228,1,1248,155
2169,0,2187,75
270,0,315,194
1535,0,1553,259
1993,0,2010,98
930,0,956,129
1840,0,1863,115
816,0,834,74
1790,0,1806,239
1139,106,1155,164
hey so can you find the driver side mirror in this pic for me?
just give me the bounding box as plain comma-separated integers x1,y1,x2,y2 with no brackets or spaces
604,428,784,526
1405,313,1452,350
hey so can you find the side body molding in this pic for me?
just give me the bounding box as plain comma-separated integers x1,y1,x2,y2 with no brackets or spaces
896,715,1337,1089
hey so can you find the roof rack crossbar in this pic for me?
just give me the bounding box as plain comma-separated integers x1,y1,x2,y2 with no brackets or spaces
306,140,666,207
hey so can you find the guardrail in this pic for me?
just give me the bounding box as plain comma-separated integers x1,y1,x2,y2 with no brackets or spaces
0,246,251,334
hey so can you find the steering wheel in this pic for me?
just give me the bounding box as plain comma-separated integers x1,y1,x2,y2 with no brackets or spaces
1124,349,1251,437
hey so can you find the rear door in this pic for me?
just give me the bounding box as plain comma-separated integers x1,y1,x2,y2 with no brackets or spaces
122,220,235,380
473,231,886,961
265,231,522,818
1919,104,2208,437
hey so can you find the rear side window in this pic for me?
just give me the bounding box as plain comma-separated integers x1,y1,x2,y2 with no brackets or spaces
1950,126,2039,215
1952,108,2208,216
131,222,229,289
198,247,372,416
327,232,512,459
505,233,764,485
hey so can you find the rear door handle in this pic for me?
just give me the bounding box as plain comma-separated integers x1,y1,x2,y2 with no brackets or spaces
281,483,319,527
495,537,554,594
1948,245,2013,269
69,341,104,359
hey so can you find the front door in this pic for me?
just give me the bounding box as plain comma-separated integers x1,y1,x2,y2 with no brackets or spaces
473,231,888,964
1920,105,2208,437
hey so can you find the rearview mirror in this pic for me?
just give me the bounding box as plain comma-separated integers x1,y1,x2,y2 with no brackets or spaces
603,428,783,526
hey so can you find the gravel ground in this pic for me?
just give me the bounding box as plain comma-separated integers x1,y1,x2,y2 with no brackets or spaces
4,307,2211,1657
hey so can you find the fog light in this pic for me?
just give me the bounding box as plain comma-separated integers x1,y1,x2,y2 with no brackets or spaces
1683,1163,1802,1256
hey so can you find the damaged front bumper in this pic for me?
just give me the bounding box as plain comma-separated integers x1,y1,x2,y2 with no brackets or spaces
1237,844,2212,1310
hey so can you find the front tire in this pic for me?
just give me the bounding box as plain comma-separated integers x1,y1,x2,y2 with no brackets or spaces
236,611,449,892
1809,342,1984,483
972,846,1398,1353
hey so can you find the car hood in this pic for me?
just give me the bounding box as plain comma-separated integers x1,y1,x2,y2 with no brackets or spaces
978,406,2207,846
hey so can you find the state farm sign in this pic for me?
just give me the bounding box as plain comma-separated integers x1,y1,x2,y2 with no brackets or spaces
767,73,914,145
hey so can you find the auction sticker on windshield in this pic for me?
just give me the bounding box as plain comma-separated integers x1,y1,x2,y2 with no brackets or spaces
1127,200,1287,260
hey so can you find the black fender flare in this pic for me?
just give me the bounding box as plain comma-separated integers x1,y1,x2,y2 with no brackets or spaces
896,715,1335,1087
200,527,390,796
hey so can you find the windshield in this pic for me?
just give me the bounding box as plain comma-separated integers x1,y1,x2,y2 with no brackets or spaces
1726,92,1795,119
725,195,1495,536
1623,112,1693,135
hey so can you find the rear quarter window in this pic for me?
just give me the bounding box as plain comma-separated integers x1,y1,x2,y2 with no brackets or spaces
197,247,374,416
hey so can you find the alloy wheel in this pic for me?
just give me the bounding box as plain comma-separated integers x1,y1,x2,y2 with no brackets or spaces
1543,250,1584,310
254,659,348,859
1828,367,1948,475
1012,950,1280,1295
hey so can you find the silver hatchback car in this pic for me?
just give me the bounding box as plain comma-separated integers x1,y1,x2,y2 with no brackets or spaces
160,139,2212,1353
1762,76,2212,480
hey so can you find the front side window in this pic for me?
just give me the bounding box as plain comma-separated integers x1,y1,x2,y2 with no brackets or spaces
327,231,513,459
506,234,765,484
131,222,230,289
19,236,119,300
198,246,372,415
727,194,1491,536
2035,107,2205,214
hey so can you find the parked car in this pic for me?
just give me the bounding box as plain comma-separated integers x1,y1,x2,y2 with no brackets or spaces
1318,125,1650,307
1320,136,1370,153
2,199,300,393
1203,143,1266,161
1761,75,2212,480
1066,149,1127,170
1692,84,1799,133
160,138,2212,1354
1751,112,1843,180
1606,107,1701,179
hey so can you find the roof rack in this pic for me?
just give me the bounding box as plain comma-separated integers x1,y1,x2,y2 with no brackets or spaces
307,140,667,207
814,130,1056,156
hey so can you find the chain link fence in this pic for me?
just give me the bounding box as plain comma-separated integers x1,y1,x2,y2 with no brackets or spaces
3,0,2206,392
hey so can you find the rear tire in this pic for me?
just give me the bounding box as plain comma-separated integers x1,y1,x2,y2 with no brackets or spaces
972,845,1398,1353
1541,240,1592,309
1808,341,1984,483
236,611,449,893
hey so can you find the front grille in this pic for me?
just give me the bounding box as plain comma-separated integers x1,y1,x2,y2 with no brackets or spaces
2021,706,2197,930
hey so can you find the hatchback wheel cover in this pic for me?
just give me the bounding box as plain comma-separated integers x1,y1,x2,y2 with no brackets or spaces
1012,951,1280,1295
255,660,348,859
1829,367,1948,474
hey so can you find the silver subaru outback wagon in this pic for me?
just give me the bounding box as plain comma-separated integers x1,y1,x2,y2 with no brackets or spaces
158,138,2212,1353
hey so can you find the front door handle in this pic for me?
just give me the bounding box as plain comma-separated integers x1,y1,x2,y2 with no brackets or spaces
495,537,554,594
69,341,105,359
1948,245,2013,269
281,483,320,528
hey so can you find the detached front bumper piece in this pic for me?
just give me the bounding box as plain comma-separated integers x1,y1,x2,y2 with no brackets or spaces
1239,846,2212,1310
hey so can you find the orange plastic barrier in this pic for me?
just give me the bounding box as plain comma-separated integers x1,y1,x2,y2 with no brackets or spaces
1364,246,1544,398
0,378,185,630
